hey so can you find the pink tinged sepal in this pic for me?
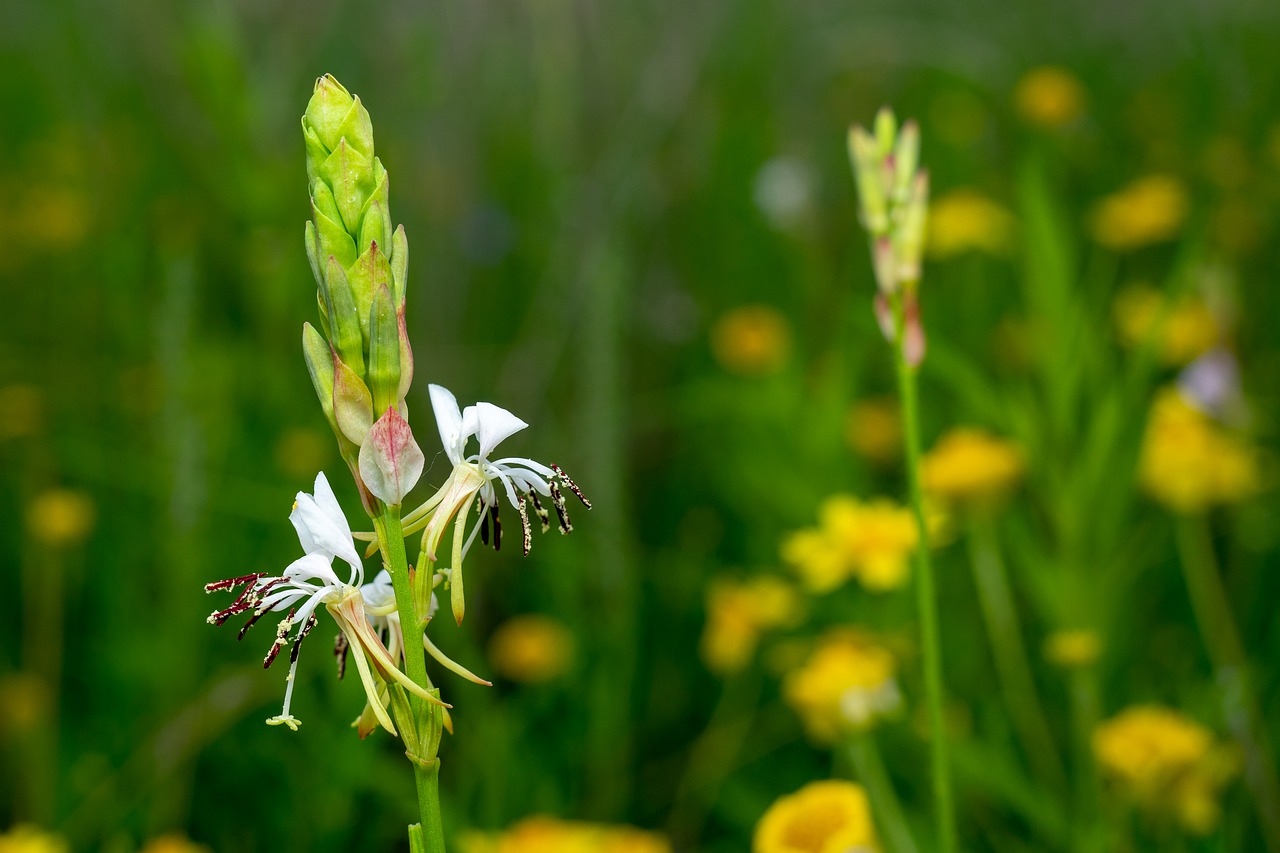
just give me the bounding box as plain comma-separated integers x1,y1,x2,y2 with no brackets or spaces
874,293,895,344
332,354,374,446
902,295,927,368
359,407,424,507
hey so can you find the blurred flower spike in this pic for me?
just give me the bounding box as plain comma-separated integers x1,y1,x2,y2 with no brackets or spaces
205,473,447,733
848,107,929,366
700,576,804,675
754,780,880,853
300,74,416,515
394,384,590,626
1093,705,1239,834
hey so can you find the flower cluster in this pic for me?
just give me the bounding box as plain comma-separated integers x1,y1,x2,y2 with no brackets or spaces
1014,66,1086,129
781,496,921,593
700,575,804,675
1089,175,1189,251
1113,285,1221,366
1093,705,1239,834
1138,387,1258,514
783,629,901,742
459,816,671,853
921,427,1024,510
925,190,1015,259
754,780,880,853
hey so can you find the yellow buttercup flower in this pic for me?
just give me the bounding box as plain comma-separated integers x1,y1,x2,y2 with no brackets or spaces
710,305,792,376
1139,388,1258,514
783,630,900,743
1093,705,1239,834
1014,66,1085,129
1113,286,1219,366
754,780,880,853
782,497,921,593
921,428,1024,508
1043,629,1101,668
460,816,671,853
0,826,68,853
846,398,900,465
701,576,804,674
488,615,575,684
26,489,96,546
0,385,44,440
780,528,850,594
925,190,1015,258
1089,175,1189,251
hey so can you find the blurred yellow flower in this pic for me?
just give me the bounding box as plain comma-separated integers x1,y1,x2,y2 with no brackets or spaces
274,427,333,479
925,190,1014,258
0,386,44,440
0,674,49,732
1043,629,1101,668
1113,286,1219,366
488,615,574,684
24,185,91,250
1089,175,1189,251
845,398,900,465
701,576,804,675
26,489,96,546
710,305,792,376
1093,705,1239,835
922,428,1024,508
0,826,67,853
754,780,880,853
783,630,900,742
782,497,921,593
1014,66,1085,128
460,816,671,853
1139,388,1259,514
139,835,211,853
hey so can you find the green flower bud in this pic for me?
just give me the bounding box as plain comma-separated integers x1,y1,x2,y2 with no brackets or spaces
347,241,393,343
333,354,375,446
390,224,409,305
396,305,414,403
302,322,338,434
367,282,402,416
323,256,365,375
358,406,423,508
319,140,376,235
304,75,356,155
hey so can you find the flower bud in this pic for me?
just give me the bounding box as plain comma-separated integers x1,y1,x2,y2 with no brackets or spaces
367,282,402,416
359,406,424,507
304,75,356,155
333,355,374,446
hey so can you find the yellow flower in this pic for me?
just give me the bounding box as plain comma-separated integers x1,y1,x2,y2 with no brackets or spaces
1089,175,1189,251
780,528,850,593
820,497,918,592
925,190,1015,258
1093,705,1239,834
1014,66,1085,129
139,836,211,853
921,428,1024,509
701,576,803,674
488,615,574,684
754,780,880,853
846,398,900,465
463,816,671,853
274,427,333,479
0,826,67,853
26,489,96,546
1043,629,1101,668
710,305,792,376
1139,388,1259,514
0,674,49,732
1113,286,1219,366
783,630,900,742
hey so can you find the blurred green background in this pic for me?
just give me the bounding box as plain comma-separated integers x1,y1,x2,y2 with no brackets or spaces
3,0,1280,850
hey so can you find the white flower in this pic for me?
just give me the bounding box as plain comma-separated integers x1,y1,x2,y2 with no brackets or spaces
206,472,446,734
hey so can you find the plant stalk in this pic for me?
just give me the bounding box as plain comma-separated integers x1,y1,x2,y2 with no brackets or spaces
892,308,956,853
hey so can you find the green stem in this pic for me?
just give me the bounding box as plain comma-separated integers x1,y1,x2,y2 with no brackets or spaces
967,516,1066,791
1174,514,1280,853
892,331,956,853
1068,664,1103,853
848,732,919,853
375,508,447,853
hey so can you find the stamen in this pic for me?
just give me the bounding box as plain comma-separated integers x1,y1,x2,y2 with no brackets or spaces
551,464,592,510
204,572,266,594
549,481,572,534
517,496,532,557
334,633,350,680
237,606,270,640
479,502,491,546
530,492,551,533
289,613,319,665
264,609,295,669
491,504,502,551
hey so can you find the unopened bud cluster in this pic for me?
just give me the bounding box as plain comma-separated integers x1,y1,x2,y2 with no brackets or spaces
301,75,421,509
848,108,930,366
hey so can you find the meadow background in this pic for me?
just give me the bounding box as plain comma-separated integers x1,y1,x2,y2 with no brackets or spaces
2,0,1279,850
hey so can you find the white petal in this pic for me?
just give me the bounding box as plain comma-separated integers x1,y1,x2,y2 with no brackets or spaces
473,402,527,460
429,384,466,465
291,492,363,571
311,472,352,541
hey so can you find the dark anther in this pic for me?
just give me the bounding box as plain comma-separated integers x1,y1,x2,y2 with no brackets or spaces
551,464,592,510
549,481,573,534
263,608,295,669
480,504,491,546
204,572,265,594
530,492,551,533
491,504,502,551
289,613,319,665
334,633,350,680
517,497,532,557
